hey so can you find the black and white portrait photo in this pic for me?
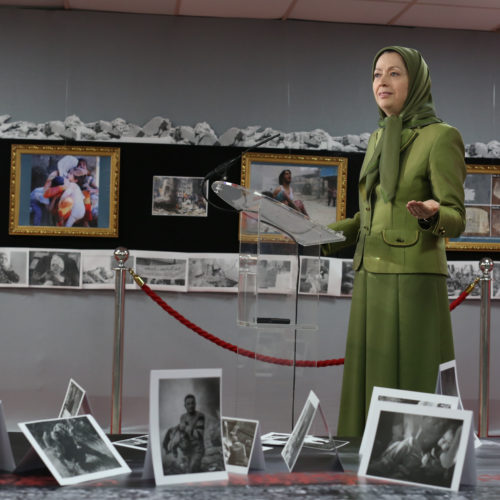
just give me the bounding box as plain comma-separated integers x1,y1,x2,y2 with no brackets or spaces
18,415,130,485
359,403,473,492
150,369,227,485
29,250,81,288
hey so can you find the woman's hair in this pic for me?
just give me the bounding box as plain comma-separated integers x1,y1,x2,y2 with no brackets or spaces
278,169,291,185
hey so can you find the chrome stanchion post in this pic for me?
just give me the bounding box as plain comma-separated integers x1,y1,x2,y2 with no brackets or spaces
110,247,129,434
478,257,493,438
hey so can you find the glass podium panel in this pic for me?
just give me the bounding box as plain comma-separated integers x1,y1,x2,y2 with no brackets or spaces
211,181,345,431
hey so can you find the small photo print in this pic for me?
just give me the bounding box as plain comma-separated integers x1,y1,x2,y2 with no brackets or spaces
257,256,294,294
134,251,188,292
447,261,480,299
188,254,238,292
222,417,258,473
281,390,319,472
81,250,135,289
150,369,227,485
114,434,149,452
18,415,130,485
152,176,208,217
340,259,354,296
0,248,28,287
438,360,462,406
359,402,473,491
59,379,86,418
28,250,81,288
299,257,329,294
359,387,460,458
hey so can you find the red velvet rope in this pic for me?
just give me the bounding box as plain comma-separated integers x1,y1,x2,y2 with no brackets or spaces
138,281,344,367
134,272,479,368
449,277,480,311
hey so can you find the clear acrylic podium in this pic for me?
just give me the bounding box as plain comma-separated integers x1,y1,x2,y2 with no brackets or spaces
212,181,345,432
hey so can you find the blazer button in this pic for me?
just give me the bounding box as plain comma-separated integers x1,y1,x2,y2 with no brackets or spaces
439,227,446,235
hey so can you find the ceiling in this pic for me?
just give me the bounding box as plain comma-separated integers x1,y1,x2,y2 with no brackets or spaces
0,0,499,32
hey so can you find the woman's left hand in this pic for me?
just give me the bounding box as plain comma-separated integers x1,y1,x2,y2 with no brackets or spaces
406,199,440,219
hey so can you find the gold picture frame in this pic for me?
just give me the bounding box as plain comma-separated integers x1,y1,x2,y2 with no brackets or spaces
240,152,347,243
447,163,500,251
9,144,120,237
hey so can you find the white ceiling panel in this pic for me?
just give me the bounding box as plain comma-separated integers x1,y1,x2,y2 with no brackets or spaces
418,0,500,7
289,0,409,24
398,4,500,31
0,0,499,32
179,0,294,19
67,0,178,16
0,0,63,7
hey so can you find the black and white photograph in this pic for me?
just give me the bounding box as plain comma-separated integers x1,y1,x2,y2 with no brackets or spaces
359,402,473,491
114,434,149,452
0,248,28,287
340,259,355,296
152,176,207,217
447,261,481,299
18,415,130,485
281,390,319,472
28,250,81,288
257,256,294,294
149,369,227,485
81,250,135,289
134,251,188,292
359,387,460,458
463,172,491,206
58,379,86,418
299,257,329,294
222,417,259,474
188,254,238,292
438,360,462,405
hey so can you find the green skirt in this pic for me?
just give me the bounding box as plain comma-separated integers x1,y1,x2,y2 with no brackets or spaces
337,268,455,437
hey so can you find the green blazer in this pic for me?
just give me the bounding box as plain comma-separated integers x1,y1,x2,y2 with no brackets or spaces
324,123,466,275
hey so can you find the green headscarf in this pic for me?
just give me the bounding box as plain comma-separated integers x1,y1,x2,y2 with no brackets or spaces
365,46,442,202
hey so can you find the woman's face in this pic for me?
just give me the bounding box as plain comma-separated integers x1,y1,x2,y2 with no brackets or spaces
372,51,409,116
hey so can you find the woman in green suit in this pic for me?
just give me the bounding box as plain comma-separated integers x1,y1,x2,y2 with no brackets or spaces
323,46,466,437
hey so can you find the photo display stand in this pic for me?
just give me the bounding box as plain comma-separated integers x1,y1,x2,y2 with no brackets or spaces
212,181,344,432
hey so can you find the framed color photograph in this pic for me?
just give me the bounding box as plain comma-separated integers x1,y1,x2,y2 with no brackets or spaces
18,415,130,485
447,164,500,251
240,152,347,243
149,368,227,485
359,402,473,491
9,144,120,237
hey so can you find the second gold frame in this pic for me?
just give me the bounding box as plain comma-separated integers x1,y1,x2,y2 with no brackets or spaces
240,152,347,243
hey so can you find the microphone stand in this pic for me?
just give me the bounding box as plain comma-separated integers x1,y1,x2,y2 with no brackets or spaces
201,133,281,211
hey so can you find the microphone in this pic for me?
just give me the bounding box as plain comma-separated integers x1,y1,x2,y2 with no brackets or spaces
203,133,281,184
